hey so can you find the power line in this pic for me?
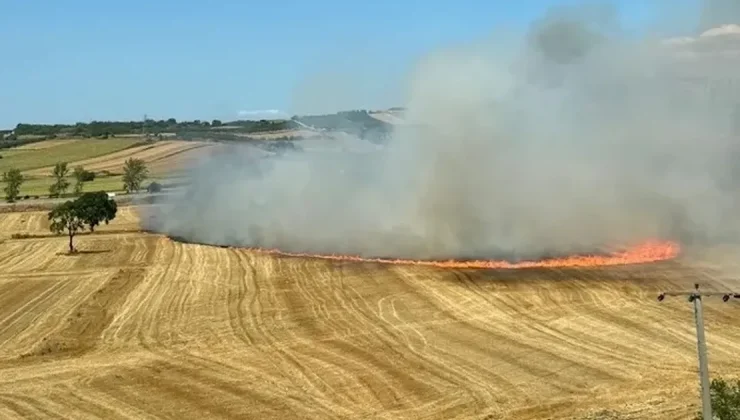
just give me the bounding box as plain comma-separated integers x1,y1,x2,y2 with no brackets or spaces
657,283,740,420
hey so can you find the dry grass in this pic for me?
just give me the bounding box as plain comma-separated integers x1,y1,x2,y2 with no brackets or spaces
0,208,738,419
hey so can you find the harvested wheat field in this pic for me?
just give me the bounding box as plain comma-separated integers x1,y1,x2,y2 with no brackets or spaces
0,207,142,239
25,140,213,177
0,208,739,419
145,143,227,176
11,139,83,150
0,139,143,174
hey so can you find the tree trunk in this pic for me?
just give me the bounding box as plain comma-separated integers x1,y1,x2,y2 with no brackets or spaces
68,229,74,253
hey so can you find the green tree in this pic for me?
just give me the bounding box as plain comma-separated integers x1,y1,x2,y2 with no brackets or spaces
49,162,70,197
72,166,95,194
73,166,86,194
75,191,117,232
122,158,148,193
2,168,24,203
695,377,740,420
211,119,222,127
48,201,85,253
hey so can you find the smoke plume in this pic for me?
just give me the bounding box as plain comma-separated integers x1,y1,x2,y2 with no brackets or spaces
142,4,740,261
700,0,740,31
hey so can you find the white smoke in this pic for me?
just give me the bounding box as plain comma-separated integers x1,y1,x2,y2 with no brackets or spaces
142,4,740,261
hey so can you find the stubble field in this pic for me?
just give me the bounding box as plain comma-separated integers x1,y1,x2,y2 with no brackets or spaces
0,138,216,197
0,206,739,419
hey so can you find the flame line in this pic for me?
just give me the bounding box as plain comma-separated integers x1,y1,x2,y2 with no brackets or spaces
218,240,680,269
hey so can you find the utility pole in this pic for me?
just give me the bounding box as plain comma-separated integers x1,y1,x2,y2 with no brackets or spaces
657,283,740,420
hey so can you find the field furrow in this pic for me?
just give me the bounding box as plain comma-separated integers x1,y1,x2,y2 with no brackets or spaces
0,206,738,419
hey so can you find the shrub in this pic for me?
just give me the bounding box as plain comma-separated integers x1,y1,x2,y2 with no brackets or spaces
81,170,95,182
147,182,162,193
695,377,740,420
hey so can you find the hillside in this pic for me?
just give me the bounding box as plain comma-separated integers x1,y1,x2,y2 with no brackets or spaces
0,209,738,418
2,109,399,143
0,138,216,197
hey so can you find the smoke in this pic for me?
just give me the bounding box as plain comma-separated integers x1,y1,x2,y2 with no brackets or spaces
700,0,740,31
142,3,740,261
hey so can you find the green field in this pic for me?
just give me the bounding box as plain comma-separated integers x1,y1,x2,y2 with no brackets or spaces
14,175,183,197
0,138,143,173
17,176,126,197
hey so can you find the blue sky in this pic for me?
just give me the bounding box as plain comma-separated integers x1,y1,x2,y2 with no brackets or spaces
0,0,700,128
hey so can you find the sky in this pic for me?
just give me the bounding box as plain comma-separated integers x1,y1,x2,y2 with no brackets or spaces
0,0,706,129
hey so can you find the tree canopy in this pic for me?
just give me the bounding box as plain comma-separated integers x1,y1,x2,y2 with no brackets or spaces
147,181,162,193
696,377,740,420
122,158,148,193
48,192,118,252
73,166,95,194
48,201,85,253
75,191,118,232
49,162,70,197
2,168,24,202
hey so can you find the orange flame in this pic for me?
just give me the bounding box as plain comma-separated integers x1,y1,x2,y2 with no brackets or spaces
235,240,680,269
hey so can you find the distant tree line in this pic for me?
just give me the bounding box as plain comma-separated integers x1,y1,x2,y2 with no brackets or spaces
0,135,48,150
15,120,201,137
7,110,395,140
11,118,297,138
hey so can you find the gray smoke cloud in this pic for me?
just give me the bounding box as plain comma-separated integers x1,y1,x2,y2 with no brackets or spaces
141,4,740,261
701,0,740,31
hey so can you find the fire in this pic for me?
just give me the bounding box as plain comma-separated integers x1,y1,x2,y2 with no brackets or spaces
236,240,680,269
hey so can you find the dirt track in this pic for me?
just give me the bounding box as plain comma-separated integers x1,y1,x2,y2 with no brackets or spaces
0,209,739,419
